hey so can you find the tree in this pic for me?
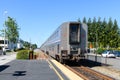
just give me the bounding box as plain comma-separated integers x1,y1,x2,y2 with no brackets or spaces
83,17,87,23
96,17,102,47
77,18,81,23
87,18,92,42
101,18,107,48
31,44,37,49
112,19,119,47
23,41,30,49
107,18,113,47
0,30,4,36
87,18,92,26
5,16,19,44
92,17,97,43
81,17,120,49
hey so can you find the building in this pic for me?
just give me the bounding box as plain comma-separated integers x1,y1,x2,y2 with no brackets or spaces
0,36,23,50
17,40,23,49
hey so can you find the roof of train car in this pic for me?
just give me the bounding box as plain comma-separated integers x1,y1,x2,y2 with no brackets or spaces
40,21,87,48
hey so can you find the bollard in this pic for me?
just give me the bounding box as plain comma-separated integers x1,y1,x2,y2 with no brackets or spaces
29,50,33,59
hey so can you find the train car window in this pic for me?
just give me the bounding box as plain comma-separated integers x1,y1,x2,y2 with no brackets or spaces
69,24,80,44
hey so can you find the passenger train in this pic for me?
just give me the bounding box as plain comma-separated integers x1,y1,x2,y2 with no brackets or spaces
40,22,88,63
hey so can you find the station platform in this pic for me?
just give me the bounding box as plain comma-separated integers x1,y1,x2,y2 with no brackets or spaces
0,51,83,80
0,60,65,80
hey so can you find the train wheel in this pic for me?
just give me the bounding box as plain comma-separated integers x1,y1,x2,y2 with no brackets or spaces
46,51,49,55
60,58,63,63
56,56,64,64
59,57,64,64
55,55,59,61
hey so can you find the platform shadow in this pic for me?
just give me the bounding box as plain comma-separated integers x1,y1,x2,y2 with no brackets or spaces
0,65,10,72
13,71,26,76
65,59,110,67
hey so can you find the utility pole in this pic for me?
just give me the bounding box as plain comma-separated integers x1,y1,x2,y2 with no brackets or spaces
95,30,98,62
30,38,32,50
3,10,8,55
96,31,98,49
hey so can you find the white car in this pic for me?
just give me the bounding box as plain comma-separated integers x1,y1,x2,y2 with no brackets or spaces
3,48,10,52
102,50,115,58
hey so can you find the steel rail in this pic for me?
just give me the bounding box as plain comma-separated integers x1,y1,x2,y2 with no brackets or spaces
66,65,115,80
79,66,115,80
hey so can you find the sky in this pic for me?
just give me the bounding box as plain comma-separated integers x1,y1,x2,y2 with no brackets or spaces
0,0,120,47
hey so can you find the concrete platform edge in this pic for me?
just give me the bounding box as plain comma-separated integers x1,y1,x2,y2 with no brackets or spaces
51,59,84,80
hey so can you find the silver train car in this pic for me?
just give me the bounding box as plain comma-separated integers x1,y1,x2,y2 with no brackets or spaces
40,22,88,62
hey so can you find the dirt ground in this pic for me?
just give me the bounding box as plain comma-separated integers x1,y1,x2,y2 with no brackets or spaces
91,66,120,80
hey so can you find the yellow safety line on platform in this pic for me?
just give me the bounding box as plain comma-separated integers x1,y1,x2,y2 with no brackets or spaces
47,60,64,80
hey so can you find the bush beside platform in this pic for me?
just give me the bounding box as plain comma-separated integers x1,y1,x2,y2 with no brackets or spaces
16,50,38,60
16,50,29,59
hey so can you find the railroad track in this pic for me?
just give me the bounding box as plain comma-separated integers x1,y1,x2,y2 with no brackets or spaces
36,51,49,59
66,65,115,80
42,51,115,80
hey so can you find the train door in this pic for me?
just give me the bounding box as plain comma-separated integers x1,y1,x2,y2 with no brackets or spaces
69,24,80,44
69,23,81,60
57,44,59,54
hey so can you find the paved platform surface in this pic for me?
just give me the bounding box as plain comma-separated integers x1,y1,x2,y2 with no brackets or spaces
0,50,83,80
0,53,16,65
0,60,63,80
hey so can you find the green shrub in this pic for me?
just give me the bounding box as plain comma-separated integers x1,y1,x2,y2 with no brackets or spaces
0,46,2,50
6,50,11,52
96,48,105,54
15,48,25,52
17,50,29,59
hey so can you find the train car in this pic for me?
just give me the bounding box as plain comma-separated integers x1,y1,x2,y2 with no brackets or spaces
40,22,88,63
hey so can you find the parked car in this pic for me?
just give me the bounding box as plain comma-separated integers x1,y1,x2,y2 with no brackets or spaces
113,51,120,57
3,47,11,52
102,50,115,58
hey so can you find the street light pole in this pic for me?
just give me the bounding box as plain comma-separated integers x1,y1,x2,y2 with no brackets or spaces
30,38,31,50
3,10,8,55
96,31,97,49
95,30,98,62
